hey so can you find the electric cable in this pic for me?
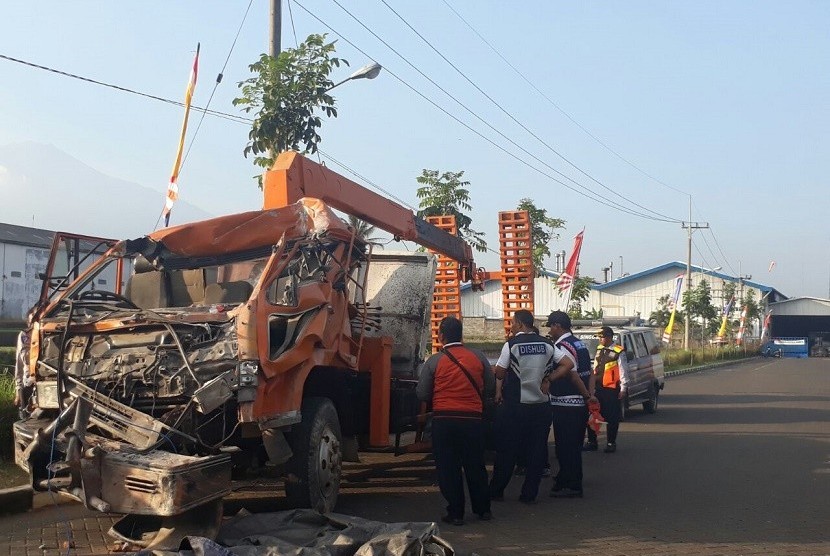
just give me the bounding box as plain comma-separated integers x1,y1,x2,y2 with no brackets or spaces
1,45,675,223
376,0,681,222
294,1,680,223
323,0,678,222
441,0,690,197
287,0,300,47
181,0,255,168
0,53,251,125
317,149,416,211
692,199,738,276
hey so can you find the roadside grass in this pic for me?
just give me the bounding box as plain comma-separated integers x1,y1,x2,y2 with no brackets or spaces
0,357,26,488
0,346,14,372
0,370,18,467
664,345,759,372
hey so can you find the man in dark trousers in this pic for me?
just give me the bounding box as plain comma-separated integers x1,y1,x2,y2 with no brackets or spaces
417,316,494,526
543,310,596,498
489,309,554,504
585,326,628,453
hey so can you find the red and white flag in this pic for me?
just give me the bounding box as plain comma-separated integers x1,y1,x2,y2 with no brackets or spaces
162,43,200,227
556,229,584,311
736,305,748,346
760,310,772,340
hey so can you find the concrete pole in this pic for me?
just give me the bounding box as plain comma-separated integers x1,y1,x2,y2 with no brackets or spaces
684,198,692,351
270,0,281,58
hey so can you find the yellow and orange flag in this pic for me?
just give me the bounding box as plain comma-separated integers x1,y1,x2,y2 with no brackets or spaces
163,43,200,227
662,274,684,344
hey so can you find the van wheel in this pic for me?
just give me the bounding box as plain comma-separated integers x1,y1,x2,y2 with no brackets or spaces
285,397,342,513
642,387,659,414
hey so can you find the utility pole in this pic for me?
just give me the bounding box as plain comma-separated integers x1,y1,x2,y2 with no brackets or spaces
682,196,709,350
270,0,281,58
738,274,752,303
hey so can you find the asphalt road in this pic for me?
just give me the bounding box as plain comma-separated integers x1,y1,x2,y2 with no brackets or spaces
2,357,829,555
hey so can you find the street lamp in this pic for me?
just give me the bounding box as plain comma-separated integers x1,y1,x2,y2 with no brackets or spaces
327,62,383,92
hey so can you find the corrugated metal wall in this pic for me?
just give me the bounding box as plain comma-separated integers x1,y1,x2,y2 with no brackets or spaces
462,267,767,322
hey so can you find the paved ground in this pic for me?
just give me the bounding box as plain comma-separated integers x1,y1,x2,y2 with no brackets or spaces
1,357,829,555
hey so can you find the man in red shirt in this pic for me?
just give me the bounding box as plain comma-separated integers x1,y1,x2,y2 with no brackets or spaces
417,316,495,526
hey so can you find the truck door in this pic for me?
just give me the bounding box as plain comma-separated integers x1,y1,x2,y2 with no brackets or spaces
36,233,120,315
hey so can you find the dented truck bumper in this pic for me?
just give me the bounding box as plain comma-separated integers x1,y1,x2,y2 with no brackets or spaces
13,395,231,516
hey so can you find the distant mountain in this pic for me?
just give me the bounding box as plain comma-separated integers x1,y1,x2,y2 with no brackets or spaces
0,142,213,238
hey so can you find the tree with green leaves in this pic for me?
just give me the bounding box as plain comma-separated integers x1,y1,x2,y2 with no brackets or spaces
566,276,595,319
516,198,565,276
347,215,378,242
739,288,761,335
649,294,680,329
416,170,487,253
233,34,346,182
683,280,719,341
722,281,737,306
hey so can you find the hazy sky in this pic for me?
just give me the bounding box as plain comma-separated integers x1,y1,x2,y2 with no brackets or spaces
0,1,828,298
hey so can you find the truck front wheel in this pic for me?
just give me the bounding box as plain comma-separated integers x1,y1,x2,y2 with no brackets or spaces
285,397,343,513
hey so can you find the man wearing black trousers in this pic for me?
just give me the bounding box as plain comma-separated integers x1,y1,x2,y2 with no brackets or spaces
417,317,495,526
489,310,555,504
543,311,596,498
585,326,628,453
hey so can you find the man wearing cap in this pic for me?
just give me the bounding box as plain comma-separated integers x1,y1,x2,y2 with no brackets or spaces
542,310,596,498
585,326,628,453
489,309,554,504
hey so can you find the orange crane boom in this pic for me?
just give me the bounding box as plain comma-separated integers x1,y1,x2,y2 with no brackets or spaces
263,151,482,288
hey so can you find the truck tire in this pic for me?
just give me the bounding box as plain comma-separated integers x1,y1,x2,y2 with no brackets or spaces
285,397,342,513
642,386,659,414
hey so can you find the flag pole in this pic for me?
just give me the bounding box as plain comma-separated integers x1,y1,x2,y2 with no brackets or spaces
161,43,200,228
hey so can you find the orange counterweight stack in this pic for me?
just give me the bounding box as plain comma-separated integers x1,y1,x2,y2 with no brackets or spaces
427,216,462,353
498,211,534,337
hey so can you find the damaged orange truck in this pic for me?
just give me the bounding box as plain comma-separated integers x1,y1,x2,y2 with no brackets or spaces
14,152,481,530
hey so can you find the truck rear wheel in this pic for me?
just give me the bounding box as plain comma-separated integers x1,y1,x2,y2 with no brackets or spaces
285,397,342,513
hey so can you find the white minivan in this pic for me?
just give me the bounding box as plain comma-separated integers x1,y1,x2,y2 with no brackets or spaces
573,323,665,418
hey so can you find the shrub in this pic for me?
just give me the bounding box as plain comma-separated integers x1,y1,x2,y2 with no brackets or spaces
0,371,16,463
663,343,760,371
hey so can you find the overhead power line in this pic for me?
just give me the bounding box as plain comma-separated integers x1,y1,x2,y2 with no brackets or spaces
377,0,681,223
691,198,738,276
181,0,255,167
0,52,428,216
295,1,679,223
441,0,689,198
286,0,300,47
0,53,251,126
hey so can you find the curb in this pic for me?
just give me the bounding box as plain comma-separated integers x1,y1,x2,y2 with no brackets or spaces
665,356,760,378
0,485,33,515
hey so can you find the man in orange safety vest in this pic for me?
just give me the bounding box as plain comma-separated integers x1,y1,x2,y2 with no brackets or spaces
585,326,628,453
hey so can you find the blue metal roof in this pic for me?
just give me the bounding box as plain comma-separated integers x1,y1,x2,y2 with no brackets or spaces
461,261,786,299
592,261,785,298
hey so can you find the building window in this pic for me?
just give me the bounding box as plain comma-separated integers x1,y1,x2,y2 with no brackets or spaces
10,271,22,278
98,279,107,286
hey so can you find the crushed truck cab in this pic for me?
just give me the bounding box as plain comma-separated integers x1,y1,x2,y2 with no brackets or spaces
15,191,445,533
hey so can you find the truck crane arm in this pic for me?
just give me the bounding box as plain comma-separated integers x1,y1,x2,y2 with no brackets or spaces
263,151,483,288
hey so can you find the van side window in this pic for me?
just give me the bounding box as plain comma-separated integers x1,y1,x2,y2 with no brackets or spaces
622,335,636,360
644,331,661,355
633,333,649,358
